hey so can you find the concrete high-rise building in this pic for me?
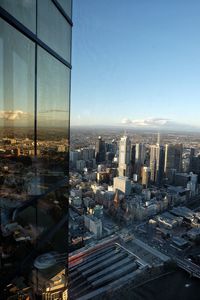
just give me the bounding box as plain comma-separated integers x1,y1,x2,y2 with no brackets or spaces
113,176,132,195
70,151,79,167
0,2,72,298
131,144,136,164
164,144,183,180
189,148,197,171
129,144,136,178
158,145,165,185
118,135,131,177
95,136,106,163
135,143,146,165
141,166,151,188
150,144,165,185
150,144,159,183
135,143,146,175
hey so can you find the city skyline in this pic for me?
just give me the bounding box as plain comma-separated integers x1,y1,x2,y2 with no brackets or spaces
71,0,200,128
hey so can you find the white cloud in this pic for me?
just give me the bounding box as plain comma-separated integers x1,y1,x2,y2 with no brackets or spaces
0,110,29,120
121,117,169,127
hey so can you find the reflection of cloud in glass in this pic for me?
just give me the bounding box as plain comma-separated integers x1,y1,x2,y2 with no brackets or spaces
39,109,67,113
37,47,69,128
0,110,29,120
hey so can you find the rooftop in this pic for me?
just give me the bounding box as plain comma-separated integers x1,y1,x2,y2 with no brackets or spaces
68,240,147,300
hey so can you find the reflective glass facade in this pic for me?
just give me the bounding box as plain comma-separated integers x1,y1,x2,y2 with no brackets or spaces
0,1,72,299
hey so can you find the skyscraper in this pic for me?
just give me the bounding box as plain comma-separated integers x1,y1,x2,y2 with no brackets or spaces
189,148,196,172
141,166,151,188
95,136,106,163
166,144,183,172
164,144,183,181
135,143,146,165
150,144,165,185
118,135,131,177
189,148,200,183
134,143,146,175
0,1,72,298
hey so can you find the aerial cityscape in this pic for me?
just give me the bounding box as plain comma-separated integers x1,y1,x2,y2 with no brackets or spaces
1,0,200,299
68,127,200,299
69,2,200,297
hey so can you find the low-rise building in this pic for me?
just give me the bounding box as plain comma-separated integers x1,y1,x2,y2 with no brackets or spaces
113,176,132,195
84,215,102,239
187,227,200,241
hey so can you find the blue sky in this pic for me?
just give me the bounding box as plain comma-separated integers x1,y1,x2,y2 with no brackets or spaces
71,0,200,129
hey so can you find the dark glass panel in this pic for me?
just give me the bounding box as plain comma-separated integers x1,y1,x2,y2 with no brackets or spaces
0,19,35,200
37,45,69,211
0,0,36,32
38,0,71,62
0,19,35,291
37,45,69,179
32,46,69,295
57,0,72,18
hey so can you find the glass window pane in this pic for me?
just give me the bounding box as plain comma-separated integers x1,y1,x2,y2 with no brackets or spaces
0,0,36,33
57,0,72,18
38,0,71,62
0,18,35,286
34,46,69,277
0,19,35,197
37,45,69,207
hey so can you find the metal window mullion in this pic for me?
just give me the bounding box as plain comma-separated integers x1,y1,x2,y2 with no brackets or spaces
51,0,73,26
0,7,72,69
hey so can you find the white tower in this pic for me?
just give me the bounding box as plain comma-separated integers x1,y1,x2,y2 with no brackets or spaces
118,135,131,177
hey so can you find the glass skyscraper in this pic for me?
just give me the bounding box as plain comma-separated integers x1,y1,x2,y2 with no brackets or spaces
0,1,72,299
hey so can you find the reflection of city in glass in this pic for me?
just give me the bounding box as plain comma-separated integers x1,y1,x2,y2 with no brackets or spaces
0,1,72,299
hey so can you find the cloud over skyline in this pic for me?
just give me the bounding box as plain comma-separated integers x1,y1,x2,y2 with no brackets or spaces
120,117,200,132
121,117,169,127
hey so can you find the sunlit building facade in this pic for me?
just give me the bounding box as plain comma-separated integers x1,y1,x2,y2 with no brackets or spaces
0,1,72,298
118,135,131,177
150,144,165,185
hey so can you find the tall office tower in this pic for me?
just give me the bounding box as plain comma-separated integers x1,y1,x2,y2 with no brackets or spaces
141,166,151,188
106,139,117,154
131,144,136,164
189,149,200,183
157,145,165,185
135,143,146,175
164,144,183,181
0,1,72,299
189,148,196,172
118,135,131,177
157,132,160,145
135,143,146,164
130,144,136,177
95,136,106,163
150,144,165,185
190,147,195,158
